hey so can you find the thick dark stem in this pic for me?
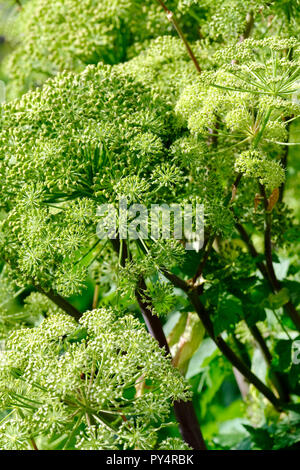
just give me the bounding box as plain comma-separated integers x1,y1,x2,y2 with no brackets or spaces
249,325,272,363
135,279,171,353
239,11,254,42
1,255,83,321
36,286,82,321
111,240,207,450
30,438,38,450
236,214,300,331
135,279,207,450
161,267,190,292
192,238,213,285
162,268,282,408
187,289,282,410
162,264,282,407
173,401,207,451
226,271,289,401
162,216,284,404
259,185,300,331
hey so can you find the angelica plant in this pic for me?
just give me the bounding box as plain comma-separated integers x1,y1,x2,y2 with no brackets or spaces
0,0,299,452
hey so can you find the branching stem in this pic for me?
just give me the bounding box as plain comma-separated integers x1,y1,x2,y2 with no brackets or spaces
162,268,283,409
111,239,207,450
36,285,82,321
156,0,202,73
187,289,282,409
239,11,254,42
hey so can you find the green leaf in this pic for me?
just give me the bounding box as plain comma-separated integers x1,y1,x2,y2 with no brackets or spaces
186,338,218,379
213,294,243,336
273,414,300,450
166,312,188,347
268,288,290,309
249,282,270,306
243,425,274,450
66,327,88,343
288,364,300,390
214,418,250,449
273,339,292,372
197,356,232,417
242,300,266,326
176,316,205,374
284,403,300,414
10,367,24,379
282,281,300,307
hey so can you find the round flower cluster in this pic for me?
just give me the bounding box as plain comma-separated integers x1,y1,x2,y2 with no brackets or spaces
3,0,180,98
0,308,191,450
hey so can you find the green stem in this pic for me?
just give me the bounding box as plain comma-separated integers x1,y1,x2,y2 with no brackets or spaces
253,108,272,148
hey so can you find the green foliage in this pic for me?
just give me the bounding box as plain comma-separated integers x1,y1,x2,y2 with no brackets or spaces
244,411,300,450
120,36,207,102
0,0,299,452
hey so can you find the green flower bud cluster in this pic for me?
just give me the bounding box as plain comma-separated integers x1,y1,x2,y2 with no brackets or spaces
2,0,181,98
0,64,173,294
176,39,300,139
235,150,285,191
178,0,271,42
120,36,209,103
0,307,191,450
